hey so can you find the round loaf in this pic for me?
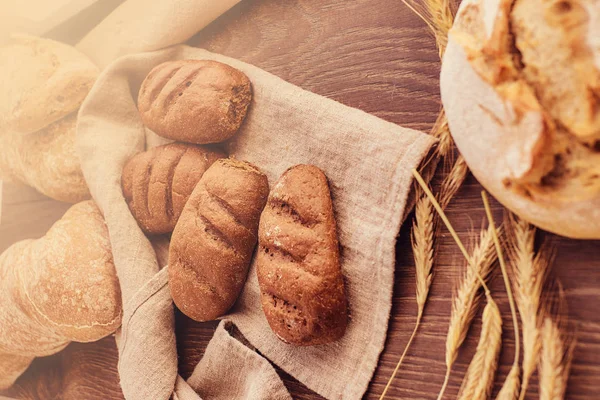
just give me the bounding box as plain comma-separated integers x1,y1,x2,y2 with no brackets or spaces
0,34,98,133
0,112,90,203
121,142,226,234
441,0,600,239
169,159,269,322
256,165,348,346
137,60,252,144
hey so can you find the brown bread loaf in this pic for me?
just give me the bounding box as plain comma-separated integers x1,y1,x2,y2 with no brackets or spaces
169,159,269,322
0,201,122,389
137,60,252,144
256,165,347,346
121,142,226,234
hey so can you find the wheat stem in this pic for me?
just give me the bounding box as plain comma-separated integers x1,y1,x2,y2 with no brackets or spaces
379,311,424,400
413,169,498,400
437,371,451,400
482,192,522,400
380,190,435,399
482,192,520,361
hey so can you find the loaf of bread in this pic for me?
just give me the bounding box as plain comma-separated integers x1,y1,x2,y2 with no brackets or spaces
169,159,269,322
441,0,600,239
256,165,347,346
137,60,252,144
0,201,122,389
121,142,226,234
0,34,98,133
0,113,90,203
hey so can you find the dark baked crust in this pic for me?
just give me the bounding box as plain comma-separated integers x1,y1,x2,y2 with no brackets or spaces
256,165,347,346
121,143,225,234
168,159,269,322
137,60,252,144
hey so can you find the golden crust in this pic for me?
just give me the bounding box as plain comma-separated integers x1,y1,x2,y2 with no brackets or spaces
169,159,269,322
256,165,347,346
138,60,252,144
121,142,226,234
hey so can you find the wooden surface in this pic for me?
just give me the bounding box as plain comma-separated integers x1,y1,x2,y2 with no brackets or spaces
2,0,600,399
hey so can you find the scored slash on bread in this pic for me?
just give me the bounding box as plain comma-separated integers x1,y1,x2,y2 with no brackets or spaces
169,158,269,322
257,165,348,346
137,60,252,144
121,143,226,234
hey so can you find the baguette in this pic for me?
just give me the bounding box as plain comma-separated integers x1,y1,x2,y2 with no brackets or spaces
137,60,252,144
0,201,122,389
169,159,269,322
121,142,226,234
256,165,347,346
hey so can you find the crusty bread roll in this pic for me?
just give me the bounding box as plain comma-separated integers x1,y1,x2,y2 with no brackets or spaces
137,60,252,144
0,113,90,203
257,165,347,346
0,201,122,389
121,142,226,234
169,159,269,322
0,34,98,133
441,0,600,239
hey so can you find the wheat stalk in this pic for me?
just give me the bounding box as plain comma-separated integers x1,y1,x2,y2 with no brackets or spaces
539,316,574,400
412,170,499,400
457,292,502,400
439,224,497,399
482,192,522,400
380,2,460,397
379,191,434,399
508,216,551,400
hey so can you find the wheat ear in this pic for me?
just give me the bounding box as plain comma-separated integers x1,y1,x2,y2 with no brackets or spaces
412,170,498,400
482,192,522,400
457,292,502,400
508,216,550,400
400,0,455,59
379,191,435,399
439,155,468,209
400,0,457,158
440,224,496,399
380,2,459,397
539,316,574,400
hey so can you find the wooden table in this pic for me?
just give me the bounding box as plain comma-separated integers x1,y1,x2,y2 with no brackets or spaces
2,1,599,399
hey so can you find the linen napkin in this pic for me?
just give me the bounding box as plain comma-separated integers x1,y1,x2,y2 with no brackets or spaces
76,44,436,400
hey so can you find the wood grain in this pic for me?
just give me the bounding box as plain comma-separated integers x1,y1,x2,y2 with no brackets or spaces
1,0,600,399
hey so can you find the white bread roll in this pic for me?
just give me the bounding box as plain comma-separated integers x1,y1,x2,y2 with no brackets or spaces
441,0,600,239
0,34,98,133
0,201,122,389
0,113,90,203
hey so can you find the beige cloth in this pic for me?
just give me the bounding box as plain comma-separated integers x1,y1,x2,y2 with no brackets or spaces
76,0,240,68
76,44,435,399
